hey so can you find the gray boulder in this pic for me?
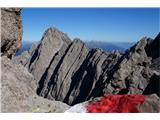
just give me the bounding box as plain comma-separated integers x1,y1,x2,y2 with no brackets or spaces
1,56,70,112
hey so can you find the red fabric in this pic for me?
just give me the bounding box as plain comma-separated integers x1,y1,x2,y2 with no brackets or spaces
86,94,145,113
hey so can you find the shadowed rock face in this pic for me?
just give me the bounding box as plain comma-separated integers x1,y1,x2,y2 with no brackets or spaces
27,28,71,84
103,38,152,94
64,49,121,105
102,35,160,96
37,38,89,102
146,33,160,73
1,8,22,58
145,33,160,59
29,28,122,105
23,28,159,106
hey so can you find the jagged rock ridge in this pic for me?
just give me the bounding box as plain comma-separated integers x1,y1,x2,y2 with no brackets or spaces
2,7,159,112
37,39,89,102
27,28,71,84
24,27,160,106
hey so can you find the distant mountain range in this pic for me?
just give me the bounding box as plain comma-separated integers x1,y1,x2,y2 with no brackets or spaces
86,41,135,52
16,41,37,55
16,40,135,55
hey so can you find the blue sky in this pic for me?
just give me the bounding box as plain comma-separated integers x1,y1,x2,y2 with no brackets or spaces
22,8,159,42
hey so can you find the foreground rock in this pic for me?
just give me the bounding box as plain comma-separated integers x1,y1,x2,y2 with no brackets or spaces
1,56,69,112
1,8,22,58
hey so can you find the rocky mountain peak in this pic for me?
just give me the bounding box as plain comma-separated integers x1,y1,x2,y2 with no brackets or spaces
2,8,159,113
41,27,71,44
14,28,159,106
27,27,71,84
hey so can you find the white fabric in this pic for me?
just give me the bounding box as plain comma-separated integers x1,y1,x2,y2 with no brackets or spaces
65,103,87,113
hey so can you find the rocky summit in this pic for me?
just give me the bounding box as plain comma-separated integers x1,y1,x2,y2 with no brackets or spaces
27,28,71,84
20,27,159,106
12,28,160,108
1,8,160,112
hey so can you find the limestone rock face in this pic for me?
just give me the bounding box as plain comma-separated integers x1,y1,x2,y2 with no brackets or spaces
14,25,159,106
2,7,159,112
1,8,22,58
26,28,159,106
31,28,122,105
103,37,159,96
1,56,70,112
27,28,71,84
64,49,121,105
37,38,89,102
